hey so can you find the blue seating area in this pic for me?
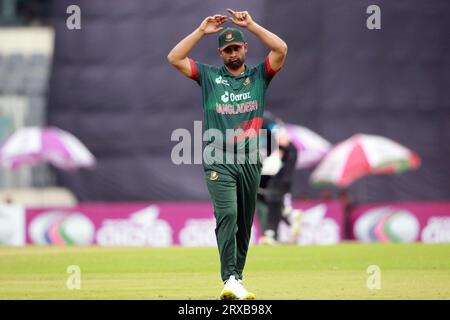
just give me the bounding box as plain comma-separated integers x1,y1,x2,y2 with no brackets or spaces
0,53,50,96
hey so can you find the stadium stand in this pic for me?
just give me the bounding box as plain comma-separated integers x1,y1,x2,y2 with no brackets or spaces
0,27,55,191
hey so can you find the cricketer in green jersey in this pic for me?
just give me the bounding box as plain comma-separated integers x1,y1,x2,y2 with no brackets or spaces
167,9,287,300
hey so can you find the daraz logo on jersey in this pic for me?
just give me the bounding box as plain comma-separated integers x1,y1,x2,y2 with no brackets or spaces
220,91,251,103
215,76,229,86
221,91,230,103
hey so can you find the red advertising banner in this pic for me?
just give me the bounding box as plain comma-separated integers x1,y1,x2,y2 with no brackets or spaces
350,202,450,243
25,201,344,246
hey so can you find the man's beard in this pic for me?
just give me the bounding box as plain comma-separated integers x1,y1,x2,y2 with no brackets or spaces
225,57,244,70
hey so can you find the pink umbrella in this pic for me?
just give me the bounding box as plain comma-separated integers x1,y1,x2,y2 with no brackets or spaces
284,124,332,169
0,126,96,170
310,134,421,188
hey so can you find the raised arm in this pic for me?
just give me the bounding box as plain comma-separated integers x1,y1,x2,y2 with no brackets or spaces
227,9,287,71
167,15,228,78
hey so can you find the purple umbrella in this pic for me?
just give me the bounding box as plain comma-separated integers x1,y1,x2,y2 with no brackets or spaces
0,127,96,170
284,124,332,169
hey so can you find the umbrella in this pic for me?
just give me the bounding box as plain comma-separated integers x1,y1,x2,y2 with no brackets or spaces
284,124,332,169
310,133,421,188
0,126,96,170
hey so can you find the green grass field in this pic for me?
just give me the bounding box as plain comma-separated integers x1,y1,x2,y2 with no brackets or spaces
0,243,449,299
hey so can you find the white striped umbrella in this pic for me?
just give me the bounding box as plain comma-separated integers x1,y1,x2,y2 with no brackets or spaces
0,126,96,170
310,134,421,188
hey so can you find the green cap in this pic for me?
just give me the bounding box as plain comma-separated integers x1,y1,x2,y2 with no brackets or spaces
218,27,246,50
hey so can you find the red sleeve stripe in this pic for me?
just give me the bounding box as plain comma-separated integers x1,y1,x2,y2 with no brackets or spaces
189,58,199,82
265,55,278,78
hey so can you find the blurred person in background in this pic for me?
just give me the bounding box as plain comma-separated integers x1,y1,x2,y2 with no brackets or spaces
257,111,302,245
338,188,355,241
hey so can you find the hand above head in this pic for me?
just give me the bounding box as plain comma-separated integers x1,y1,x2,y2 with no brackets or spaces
198,15,228,35
226,9,254,28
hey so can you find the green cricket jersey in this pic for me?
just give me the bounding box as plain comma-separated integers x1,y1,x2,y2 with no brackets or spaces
189,56,278,161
